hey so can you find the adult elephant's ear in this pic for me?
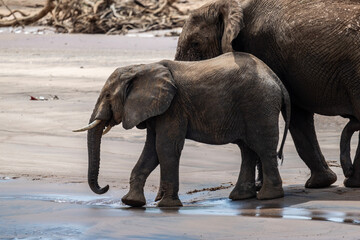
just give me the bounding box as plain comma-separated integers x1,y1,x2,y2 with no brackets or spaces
218,0,244,53
122,64,177,130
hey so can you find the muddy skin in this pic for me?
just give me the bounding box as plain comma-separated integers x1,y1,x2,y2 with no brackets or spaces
187,184,234,195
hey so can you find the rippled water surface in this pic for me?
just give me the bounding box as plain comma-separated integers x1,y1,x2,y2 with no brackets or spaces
2,191,359,226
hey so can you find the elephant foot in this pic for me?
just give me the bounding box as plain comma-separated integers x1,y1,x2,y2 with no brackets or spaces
305,169,337,188
157,196,183,207
229,186,256,200
344,174,360,188
121,190,146,207
257,185,284,200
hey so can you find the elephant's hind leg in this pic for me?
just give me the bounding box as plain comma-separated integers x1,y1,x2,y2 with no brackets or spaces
290,106,337,188
244,126,283,200
256,151,284,200
122,126,159,207
229,142,257,200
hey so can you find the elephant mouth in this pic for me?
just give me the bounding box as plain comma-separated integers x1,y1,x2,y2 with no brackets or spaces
73,115,119,136
102,117,119,135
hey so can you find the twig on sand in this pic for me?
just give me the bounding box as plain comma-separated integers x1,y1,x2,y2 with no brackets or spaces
0,0,55,27
0,10,29,19
0,0,24,27
152,0,169,15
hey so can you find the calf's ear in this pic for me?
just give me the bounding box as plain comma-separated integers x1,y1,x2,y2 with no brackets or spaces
122,64,177,130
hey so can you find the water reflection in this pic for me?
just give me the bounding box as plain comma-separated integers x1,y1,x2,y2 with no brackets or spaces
194,199,360,225
144,198,360,226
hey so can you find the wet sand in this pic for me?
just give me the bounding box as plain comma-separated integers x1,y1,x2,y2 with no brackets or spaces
1,32,360,239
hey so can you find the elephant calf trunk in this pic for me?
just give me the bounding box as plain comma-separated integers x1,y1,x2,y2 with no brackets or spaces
87,120,109,194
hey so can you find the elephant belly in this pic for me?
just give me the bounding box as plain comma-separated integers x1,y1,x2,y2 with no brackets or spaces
185,125,243,145
285,77,352,116
290,89,353,117
284,62,356,117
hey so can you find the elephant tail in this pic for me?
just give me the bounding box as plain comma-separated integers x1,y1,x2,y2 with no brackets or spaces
340,119,360,178
277,83,291,164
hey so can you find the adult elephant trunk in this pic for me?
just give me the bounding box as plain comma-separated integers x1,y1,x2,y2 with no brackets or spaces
340,119,360,178
87,119,109,194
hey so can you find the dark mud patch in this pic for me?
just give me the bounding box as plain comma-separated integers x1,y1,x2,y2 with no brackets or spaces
186,183,234,194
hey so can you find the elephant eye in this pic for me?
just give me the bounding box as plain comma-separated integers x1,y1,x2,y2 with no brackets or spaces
105,93,111,99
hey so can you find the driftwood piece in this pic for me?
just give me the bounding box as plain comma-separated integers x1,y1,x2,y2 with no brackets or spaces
0,0,55,27
49,0,187,34
0,0,188,34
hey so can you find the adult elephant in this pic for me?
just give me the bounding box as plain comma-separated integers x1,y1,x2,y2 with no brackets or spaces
175,0,360,188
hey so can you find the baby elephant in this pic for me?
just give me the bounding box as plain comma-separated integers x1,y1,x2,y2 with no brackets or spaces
74,52,290,207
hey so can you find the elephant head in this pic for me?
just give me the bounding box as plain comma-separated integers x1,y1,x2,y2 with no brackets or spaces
74,63,176,194
175,0,244,61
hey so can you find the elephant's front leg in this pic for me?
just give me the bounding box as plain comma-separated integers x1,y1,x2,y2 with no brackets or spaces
122,127,159,207
289,105,337,188
155,120,186,207
229,142,257,200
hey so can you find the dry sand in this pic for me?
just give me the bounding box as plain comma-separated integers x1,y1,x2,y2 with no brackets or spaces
0,32,360,239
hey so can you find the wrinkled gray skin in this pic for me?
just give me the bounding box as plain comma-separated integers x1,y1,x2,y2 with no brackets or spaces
86,52,291,207
175,0,360,188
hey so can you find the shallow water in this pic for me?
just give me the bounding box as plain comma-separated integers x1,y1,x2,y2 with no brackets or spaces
2,190,359,228
1,177,360,239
